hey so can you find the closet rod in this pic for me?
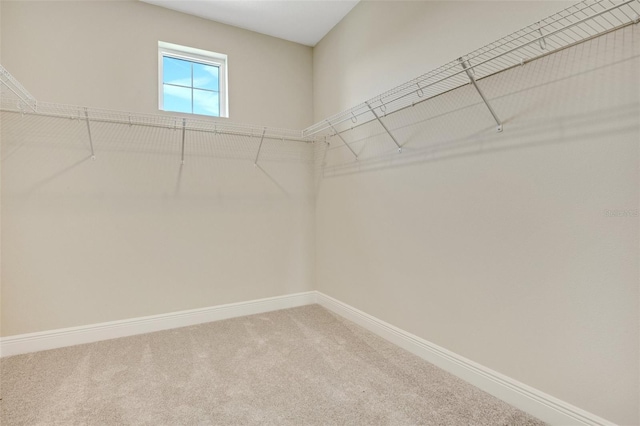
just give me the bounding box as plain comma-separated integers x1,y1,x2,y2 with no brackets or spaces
303,0,640,137
0,109,312,144
315,13,639,138
322,16,640,141
0,63,312,145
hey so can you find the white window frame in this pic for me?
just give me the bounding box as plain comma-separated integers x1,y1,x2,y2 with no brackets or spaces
158,41,228,118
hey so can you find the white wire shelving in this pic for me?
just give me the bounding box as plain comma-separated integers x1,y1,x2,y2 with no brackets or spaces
0,65,37,113
0,69,309,146
302,0,640,145
1,0,639,163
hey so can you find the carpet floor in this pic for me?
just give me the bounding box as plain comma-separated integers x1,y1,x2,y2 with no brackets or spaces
1,305,544,425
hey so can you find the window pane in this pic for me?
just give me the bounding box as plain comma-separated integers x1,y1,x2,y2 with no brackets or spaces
163,56,191,87
193,89,219,116
163,84,192,114
193,63,219,91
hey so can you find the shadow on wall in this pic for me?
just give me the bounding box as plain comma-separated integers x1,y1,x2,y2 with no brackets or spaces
0,112,315,199
2,26,638,198
319,102,638,179
314,25,639,183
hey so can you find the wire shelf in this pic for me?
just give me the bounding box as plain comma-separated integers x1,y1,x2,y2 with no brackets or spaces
302,0,640,138
0,65,37,112
0,65,309,144
2,0,638,149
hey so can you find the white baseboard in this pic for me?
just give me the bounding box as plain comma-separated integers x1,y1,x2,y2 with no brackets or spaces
0,291,316,358
315,291,615,426
0,290,615,425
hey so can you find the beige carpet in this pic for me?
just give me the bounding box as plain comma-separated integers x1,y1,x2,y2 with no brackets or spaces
1,305,544,425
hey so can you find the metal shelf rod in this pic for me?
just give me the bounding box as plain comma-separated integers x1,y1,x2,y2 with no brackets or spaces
254,127,267,166
327,120,358,159
2,84,37,113
0,67,37,112
365,101,402,153
321,15,638,140
181,118,186,165
304,0,638,137
83,107,96,160
0,109,312,144
459,59,503,132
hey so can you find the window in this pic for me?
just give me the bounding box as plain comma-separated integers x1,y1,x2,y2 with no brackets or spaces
158,41,228,117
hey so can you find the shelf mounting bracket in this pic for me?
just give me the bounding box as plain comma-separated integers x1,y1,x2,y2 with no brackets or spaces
254,127,267,166
365,101,402,153
83,107,96,160
537,22,547,50
459,59,503,132
327,120,358,160
180,118,186,165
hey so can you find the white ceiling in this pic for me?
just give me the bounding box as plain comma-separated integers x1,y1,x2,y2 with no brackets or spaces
140,0,359,46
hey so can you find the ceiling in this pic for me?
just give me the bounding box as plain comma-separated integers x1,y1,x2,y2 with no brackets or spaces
140,0,359,46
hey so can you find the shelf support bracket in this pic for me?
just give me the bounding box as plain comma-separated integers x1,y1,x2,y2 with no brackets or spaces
365,101,402,153
83,107,96,160
459,59,503,132
254,127,267,166
180,119,186,165
327,120,358,160
537,22,547,50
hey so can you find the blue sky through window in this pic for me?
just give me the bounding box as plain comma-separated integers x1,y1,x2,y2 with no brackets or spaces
162,56,220,116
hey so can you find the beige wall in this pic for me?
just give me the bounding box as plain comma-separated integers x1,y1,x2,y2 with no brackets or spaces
2,0,639,424
314,2,639,425
1,114,315,335
1,0,313,129
1,1,315,335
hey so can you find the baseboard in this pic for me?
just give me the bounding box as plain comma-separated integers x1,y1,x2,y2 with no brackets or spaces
315,291,615,426
1,290,617,425
0,291,316,358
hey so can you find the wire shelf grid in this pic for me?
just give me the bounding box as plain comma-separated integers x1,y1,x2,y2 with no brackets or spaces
1,0,638,149
0,66,37,112
0,73,309,144
302,0,640,138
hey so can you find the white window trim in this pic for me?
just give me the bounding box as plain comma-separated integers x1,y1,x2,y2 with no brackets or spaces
158,41,228,118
